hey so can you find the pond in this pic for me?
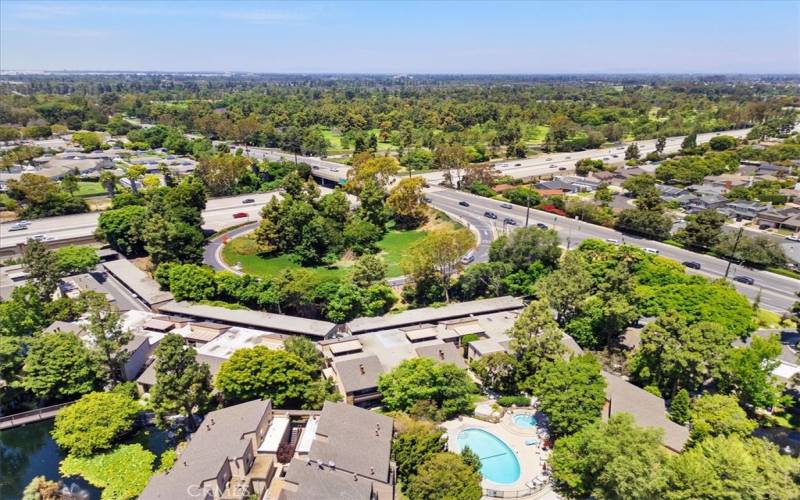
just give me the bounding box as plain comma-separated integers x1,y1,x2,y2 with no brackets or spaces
0,420,171,500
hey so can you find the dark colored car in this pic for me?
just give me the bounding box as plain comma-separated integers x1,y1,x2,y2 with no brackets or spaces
233,212,248,219
504,217,517,226
459,201,470,207
536,223,549,230
733,276,755,285
500,203,513,209
558,167,567,171
484,211,498,219
242,198,255,204
682,261,701,270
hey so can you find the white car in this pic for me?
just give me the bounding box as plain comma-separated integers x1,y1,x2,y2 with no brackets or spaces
644,247,659,255
786,234,800,242
605,238,620,244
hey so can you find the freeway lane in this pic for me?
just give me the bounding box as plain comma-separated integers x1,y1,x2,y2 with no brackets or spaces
0,191,282,250
426,188,799,313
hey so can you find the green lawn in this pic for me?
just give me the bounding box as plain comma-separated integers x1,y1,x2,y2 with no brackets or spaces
321,127,395,154
221,229,427,281
525,124,550,145
76,182,107,197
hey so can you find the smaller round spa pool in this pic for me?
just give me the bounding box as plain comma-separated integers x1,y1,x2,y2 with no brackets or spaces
511,413,537,429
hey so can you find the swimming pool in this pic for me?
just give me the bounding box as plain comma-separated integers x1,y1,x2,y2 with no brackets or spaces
456,428,521,484
512,413,537,429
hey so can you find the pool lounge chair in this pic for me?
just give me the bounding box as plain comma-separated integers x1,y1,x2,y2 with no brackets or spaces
524,438,540,446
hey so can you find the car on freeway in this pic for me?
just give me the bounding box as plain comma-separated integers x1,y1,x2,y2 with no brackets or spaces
733,275,755,285
546,158,552,161
242,198,255,204
504,217,517,226
558,167,567,171
423,196,432,203
787,234,800,242
500,203,513,209
565,156,571,159
497,163,509,168
536,223,549,230
330,168,339,172
311,165,320,170
514,163,522,166
459,201,470,207
8,223,28,231
460,251,475,265
606,238,620,244
484,211,498,219
644,247,659,254
682,261,701,270
603,157,610,160
233,212,248,219
612,155,619,158
29,234,47,241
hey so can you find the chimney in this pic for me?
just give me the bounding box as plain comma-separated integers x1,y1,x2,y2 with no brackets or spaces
359,363,365,375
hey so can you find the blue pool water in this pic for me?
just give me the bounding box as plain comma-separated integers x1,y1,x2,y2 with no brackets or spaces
456,428,521,484
512,413,537,429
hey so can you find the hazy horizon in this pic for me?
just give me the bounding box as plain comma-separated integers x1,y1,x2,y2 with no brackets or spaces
2,0,799,74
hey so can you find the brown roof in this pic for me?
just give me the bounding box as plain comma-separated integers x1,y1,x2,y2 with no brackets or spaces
535,188,566,197
415,342,467,368
332,355,384,394
493,183,515,193
602,372,689,452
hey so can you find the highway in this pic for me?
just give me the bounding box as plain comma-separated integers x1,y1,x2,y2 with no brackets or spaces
426,187,798,313
0,191,281,251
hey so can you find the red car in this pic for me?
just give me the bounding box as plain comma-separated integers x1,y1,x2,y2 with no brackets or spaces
233,212,248,219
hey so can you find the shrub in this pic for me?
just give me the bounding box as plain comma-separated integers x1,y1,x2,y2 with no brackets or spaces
60,444,156,500
497,395,531,407
52,392,140,457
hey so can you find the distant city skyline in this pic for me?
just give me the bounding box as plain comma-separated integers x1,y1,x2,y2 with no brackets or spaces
1,0,798,74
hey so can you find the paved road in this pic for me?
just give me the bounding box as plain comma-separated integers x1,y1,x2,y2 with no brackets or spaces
426,188,799,313
0,191,279,250
204,222,258,272
421,128,752,184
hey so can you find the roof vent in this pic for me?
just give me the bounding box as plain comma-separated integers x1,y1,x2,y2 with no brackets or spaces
328,460,335,469
359,364,365,375
353,474,358,481
370,466,375,475
439,349,445,360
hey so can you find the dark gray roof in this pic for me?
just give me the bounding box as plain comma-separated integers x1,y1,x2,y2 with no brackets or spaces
103,259,173,306
139,399,271,500
414,342,467,368
332,355,384,394
44,321,86,335
280,459,373,500
311,402,393,482
157,301,337,338
346,296,524,334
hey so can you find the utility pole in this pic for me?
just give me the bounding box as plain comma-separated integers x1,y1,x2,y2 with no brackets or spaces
525,192,531,227
724,227,744,279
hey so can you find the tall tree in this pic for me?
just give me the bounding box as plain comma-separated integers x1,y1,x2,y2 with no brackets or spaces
688,394,756,443
402,228,476,303
550,414,667,500
150,334,212,431
392,414,446,490
406,452,482,500
387,177,428,229
532,354,607,437
714,334,782,411
507,298,567,389
21,240,61,300
676,209,726,250
84,298,133,384
20,332,102,403
541,251,593,324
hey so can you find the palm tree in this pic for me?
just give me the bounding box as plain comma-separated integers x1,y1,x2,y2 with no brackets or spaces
99,171,117,198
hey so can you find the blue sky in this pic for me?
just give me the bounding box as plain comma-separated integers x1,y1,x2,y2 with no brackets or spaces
1,1,798,73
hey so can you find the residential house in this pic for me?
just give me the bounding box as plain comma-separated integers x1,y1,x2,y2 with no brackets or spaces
140,399,276,500
733,331,800,383
277,402,395,500
756,207,800,232
721,200,770,220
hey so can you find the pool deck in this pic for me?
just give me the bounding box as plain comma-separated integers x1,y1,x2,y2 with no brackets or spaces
443,410,555,496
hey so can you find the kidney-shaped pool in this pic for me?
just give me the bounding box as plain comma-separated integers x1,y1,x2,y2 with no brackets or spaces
456,428,521,484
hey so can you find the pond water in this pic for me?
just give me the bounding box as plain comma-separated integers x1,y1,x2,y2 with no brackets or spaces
0,420,171,500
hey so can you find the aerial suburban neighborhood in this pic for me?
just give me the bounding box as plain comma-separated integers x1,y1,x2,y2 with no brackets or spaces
1,1,799,500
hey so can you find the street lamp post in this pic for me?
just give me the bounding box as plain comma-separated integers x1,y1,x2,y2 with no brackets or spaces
525,193,531,227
